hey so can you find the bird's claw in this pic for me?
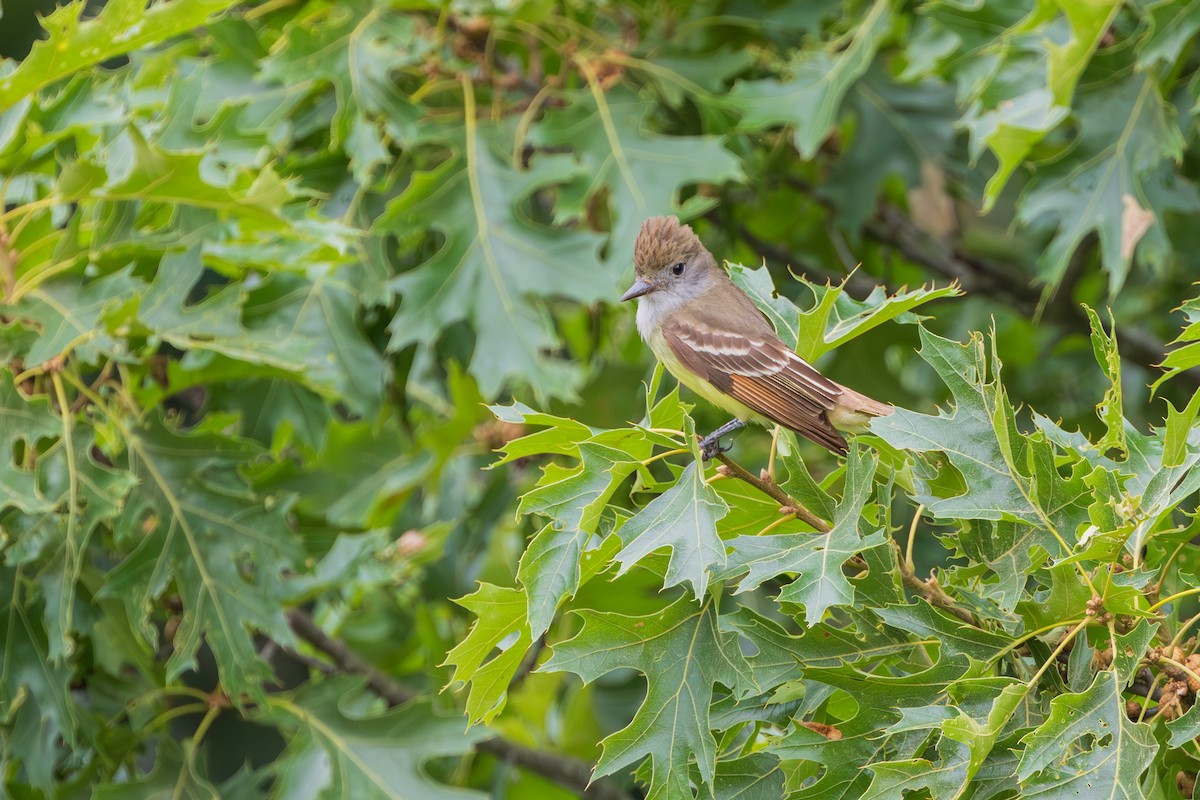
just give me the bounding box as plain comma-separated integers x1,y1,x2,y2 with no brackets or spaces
698,435,733,461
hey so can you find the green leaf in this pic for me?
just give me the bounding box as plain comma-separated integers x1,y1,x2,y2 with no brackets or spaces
1139,0,1200,67
941,681,1028,788
1,268,140,368
728,0,892,158
1154,293,1200,391
1166,700,1200,748
0,567,76,791
822,66,958,232
860,739,971,800
724,606,917,692
792,281,961,363
0,0,244,110
443,584,532,725
954,520,1056,616
862,677,1032,798
874,601,1010,661
143,250,387,418
1047,2,1121,106
270,420,431,529
91,740,222,799
0,374,64,514
1162,388,1200,469
726,264,959,361
1016,72,1195,294
771,658,977,799
963,0,1120,205
61,127,293,224
542,596,756,800
872,328,1093,549
1017,670,1157,796
99,416,299,694
258,8,423,178
518,444,642,638
713,753,785,800
30,433,136,661
384,127,613,401
1110,621,1159,685
261,680,488,800
1017,562,1093,631
1084,306,1126,458
535,88,743,268
498,401,673,637
613,461,728,600
725,447,887,624
238,269,389,418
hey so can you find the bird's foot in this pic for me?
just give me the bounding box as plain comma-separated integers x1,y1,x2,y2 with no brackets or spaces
698,418,747,461
698,434,733,461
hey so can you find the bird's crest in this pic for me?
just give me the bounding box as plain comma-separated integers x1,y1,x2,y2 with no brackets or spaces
634,216,705,272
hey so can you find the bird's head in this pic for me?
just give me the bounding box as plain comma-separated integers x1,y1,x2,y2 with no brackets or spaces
622,216,718,302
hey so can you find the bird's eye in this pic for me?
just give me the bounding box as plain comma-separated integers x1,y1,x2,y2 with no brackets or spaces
671,262,685,276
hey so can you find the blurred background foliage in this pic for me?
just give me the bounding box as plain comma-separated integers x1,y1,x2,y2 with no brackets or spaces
3,0,1200,797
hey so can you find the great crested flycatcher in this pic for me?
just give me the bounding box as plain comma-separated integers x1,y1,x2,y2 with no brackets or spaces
622,215,892,457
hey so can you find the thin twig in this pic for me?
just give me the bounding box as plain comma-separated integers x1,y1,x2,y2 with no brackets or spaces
894,543,976,626
714,452,830,532
286,610,634,800
287,609,418,704
714,454,976,624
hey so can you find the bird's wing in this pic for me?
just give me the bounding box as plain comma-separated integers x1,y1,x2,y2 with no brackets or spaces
661,316,849,453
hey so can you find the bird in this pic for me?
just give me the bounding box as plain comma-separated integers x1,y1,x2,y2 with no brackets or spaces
621,215,892,458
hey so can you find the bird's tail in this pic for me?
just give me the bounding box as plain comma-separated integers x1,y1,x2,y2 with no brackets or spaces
828,385,893,431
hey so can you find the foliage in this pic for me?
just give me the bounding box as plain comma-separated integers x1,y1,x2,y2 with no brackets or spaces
3,0,1200,798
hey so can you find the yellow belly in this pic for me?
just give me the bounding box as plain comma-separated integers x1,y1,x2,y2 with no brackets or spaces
647,328,771,427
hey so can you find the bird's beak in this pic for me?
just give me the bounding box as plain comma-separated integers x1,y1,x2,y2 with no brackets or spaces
621,277,654,302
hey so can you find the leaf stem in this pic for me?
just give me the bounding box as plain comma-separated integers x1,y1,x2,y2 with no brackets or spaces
50,372,81,646
767,425,781,482
904,503,924,575
989,618,1088,666
644,427,685,438
1025,618,1089,689
1149,586,1200,614
1167,610,1200,655
1137,672,1164,724
640,447,688,467
137,702,211,735
1150,539,1190,603
757,512,797,537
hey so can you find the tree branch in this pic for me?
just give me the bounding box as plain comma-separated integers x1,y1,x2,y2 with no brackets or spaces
713,454,977,624
895,553,977,626
714,452,831,532
286,609,635,800
287,609,418,704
